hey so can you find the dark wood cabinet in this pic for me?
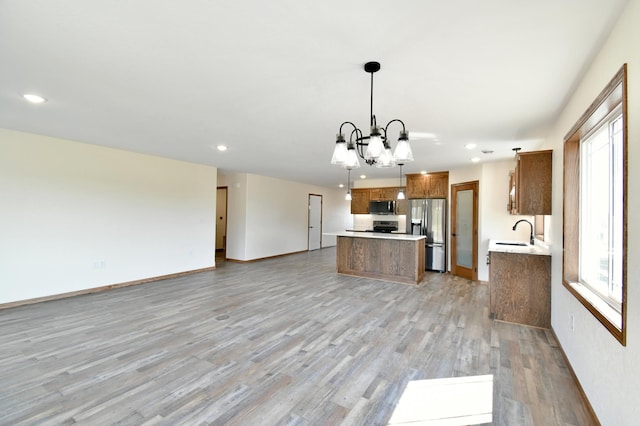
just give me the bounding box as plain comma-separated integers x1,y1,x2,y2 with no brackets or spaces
510,150,552,215
489,251,551,328
406,172,449,199
350,188,370,214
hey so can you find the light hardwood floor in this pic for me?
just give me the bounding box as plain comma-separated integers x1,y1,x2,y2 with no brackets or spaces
0,247,594,425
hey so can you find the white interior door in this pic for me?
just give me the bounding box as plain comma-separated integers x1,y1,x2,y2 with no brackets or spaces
308,194,322,251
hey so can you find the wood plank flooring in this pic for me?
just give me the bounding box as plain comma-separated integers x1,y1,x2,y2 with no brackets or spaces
0,248,594,425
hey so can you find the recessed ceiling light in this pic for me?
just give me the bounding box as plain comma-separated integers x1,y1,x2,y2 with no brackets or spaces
338,184,344,188
23,94,46,103
360,175,366,179
465,143,477,150
216,144,228,151
420,170,428,175
471,157,481,163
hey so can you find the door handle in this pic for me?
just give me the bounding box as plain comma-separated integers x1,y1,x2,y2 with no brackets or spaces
452,233,456,237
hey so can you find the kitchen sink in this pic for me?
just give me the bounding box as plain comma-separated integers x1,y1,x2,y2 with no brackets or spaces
495,242,528,246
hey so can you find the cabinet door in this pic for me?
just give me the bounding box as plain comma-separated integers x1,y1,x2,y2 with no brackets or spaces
406,174,427,199
514,151,552,215
381,187,398,200
426,173,449,198
350,189,370,214
369,188,383,201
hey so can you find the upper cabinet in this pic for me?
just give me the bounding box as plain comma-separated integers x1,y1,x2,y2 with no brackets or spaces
350,188,370,214
406,172,449,199
350,187,407,215
369,187,399,201
510,150,552,215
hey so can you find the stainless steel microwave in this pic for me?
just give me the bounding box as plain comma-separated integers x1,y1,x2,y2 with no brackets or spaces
369,200,396,215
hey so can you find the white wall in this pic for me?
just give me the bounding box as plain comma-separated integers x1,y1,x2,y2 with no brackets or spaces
352,177,404,189
0,129,217,304
222,172,349,261
543,0,640,423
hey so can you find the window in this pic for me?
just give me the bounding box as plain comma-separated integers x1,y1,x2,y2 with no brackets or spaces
563,64,627,345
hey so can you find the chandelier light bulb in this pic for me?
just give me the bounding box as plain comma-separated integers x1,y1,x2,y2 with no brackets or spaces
344,146,361,168
365,127,384,160
393,139,414,162
331,135,349,166
376,146,395,168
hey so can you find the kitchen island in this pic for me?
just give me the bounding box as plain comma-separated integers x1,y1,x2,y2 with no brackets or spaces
330,231,426,285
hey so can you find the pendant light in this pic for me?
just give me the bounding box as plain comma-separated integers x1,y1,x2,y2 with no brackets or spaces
397,163,405,200
345,168,352,201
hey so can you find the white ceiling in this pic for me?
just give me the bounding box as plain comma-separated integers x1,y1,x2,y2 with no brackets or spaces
0,0,629,188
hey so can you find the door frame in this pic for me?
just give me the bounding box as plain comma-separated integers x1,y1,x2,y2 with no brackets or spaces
216,186,228,255
308,194,323,251
451,181,479,280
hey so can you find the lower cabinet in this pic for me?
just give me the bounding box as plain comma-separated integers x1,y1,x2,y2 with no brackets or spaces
489,252,551,328
336,235,425,285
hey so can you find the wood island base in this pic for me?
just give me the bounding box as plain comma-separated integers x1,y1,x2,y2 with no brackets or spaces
336,234,425,285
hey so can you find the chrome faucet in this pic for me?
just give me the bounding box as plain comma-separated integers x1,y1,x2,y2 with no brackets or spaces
512,219,534,245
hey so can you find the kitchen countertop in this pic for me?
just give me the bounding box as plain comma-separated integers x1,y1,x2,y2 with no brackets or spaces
488,239,551,256
327,231,426,241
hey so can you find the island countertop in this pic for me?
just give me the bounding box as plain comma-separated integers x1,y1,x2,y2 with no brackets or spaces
326,231,426,242
488,239,551,256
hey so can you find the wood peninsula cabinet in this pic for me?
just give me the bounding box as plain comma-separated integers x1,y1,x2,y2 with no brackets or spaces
489,243,551,328
510,150,552,215
406,172,449,199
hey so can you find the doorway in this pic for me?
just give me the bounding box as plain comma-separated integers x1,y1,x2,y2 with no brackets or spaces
216,187,228,256
308,194,322,251
451,181,478,280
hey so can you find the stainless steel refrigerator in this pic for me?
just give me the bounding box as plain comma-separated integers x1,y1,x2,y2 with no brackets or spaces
406,198,447,272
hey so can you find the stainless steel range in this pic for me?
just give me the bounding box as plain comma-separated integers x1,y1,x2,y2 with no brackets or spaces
370,220,398,233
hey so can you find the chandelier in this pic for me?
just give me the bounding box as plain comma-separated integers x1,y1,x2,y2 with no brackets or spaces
330,61,414,169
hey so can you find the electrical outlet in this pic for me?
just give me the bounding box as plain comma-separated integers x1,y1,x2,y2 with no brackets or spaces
571,314,575,331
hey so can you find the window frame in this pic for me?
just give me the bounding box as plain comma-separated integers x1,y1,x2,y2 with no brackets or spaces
563,64,628,346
